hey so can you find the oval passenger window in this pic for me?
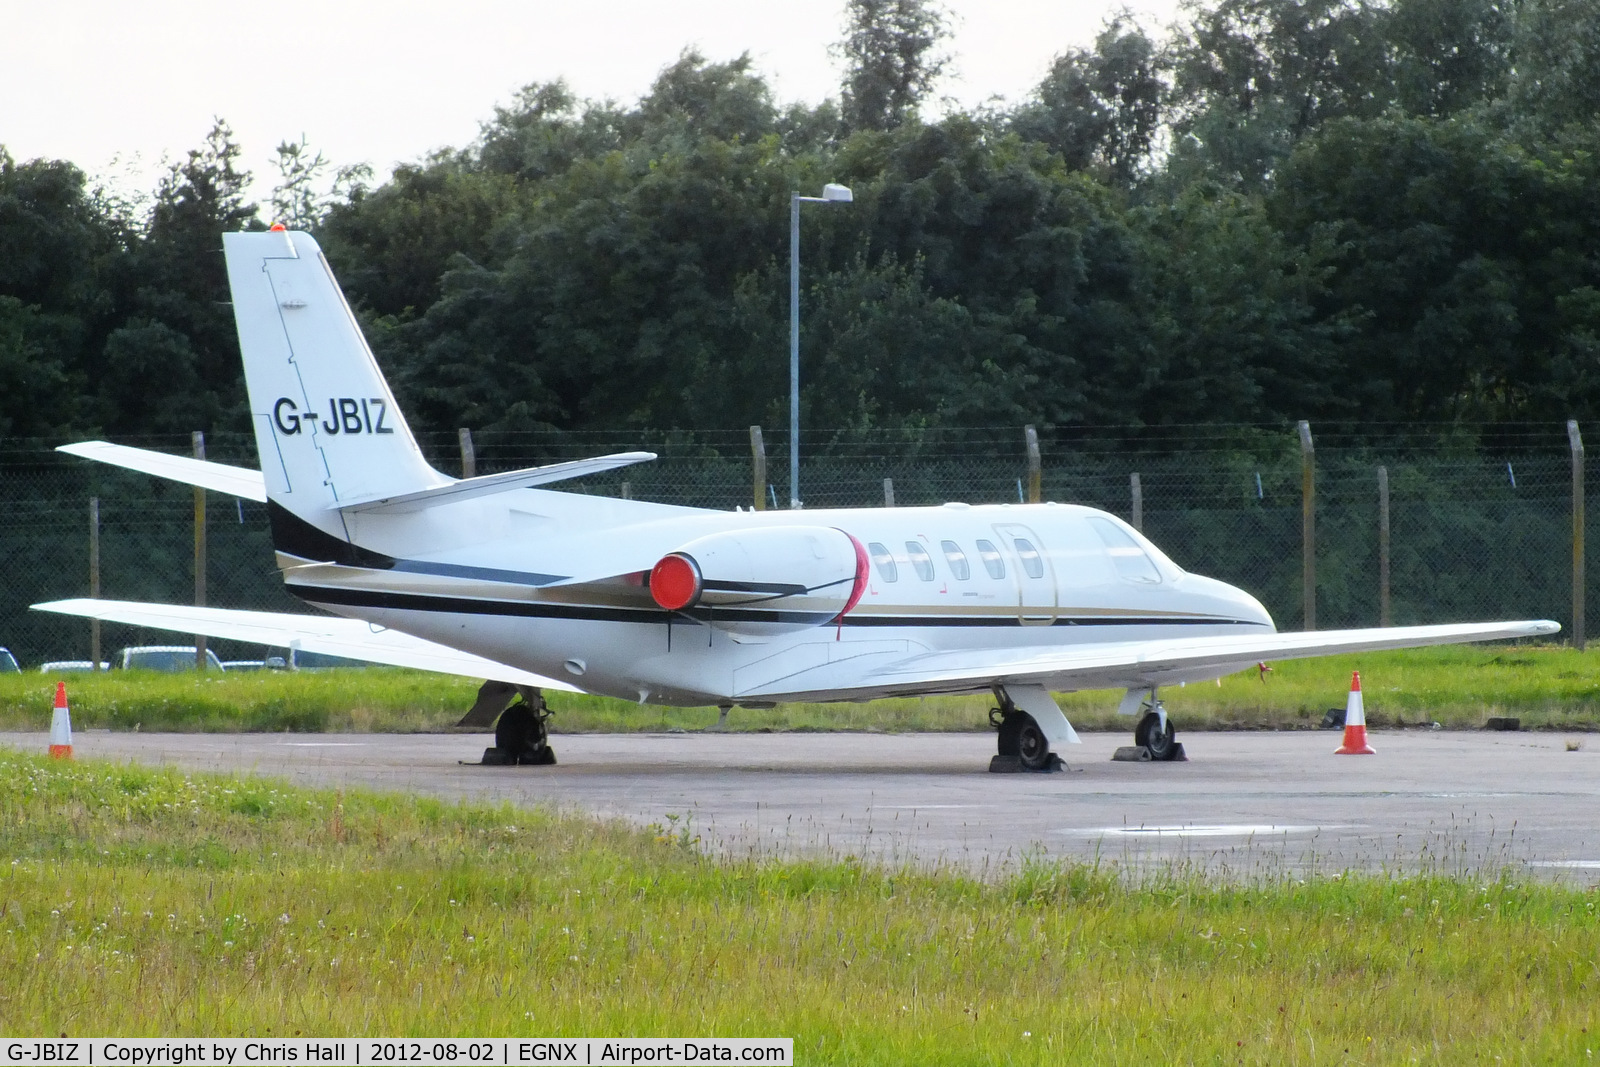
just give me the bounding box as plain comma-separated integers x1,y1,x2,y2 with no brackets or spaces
941,540,970,580
868,542,898,583
1013,537,1044,579
905,541,935,581
975,539,1005,579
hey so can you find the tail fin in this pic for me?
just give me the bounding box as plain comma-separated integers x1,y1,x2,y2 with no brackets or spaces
223,230,446,552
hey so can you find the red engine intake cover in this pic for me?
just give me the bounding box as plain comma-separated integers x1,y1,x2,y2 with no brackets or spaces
649,553,702,611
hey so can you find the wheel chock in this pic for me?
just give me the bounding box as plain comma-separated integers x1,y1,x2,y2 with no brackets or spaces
988,754,1065,773
1112,743,1188,763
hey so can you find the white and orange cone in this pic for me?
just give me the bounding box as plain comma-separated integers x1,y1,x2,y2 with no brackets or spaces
48,681,72,760
1334,670,1375,755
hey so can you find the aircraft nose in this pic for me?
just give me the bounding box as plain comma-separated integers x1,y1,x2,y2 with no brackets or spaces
1228,583,1275,630
1186,573,1275,630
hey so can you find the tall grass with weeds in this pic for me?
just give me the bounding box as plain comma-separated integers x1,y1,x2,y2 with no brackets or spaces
1,750,1597,1061
2,643,1596,734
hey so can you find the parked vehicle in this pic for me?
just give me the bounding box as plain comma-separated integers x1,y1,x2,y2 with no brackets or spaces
39,660,109,673
116,645,225,672
220,657,287,672
0,647,18,673
288,649,374,670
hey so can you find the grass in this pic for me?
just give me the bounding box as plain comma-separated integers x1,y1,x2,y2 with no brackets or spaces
0,749,1597,1061
0,642,1596,734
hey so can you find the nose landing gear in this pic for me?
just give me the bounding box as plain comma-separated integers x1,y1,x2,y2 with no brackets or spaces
1126,693,1185,762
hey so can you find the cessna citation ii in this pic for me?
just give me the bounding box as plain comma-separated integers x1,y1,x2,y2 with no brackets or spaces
36,230,1559,770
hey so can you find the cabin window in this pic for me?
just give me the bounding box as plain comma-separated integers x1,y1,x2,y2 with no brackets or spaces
975,539,1005,579
1088,516,1162,584
1013,537,1045,579
868,542,898,582
941,540,970,580
905,541,936,581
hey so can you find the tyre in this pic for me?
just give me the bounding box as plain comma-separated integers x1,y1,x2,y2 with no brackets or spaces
1017,714,1051,770
495,703,535,756
1135,711,1176,760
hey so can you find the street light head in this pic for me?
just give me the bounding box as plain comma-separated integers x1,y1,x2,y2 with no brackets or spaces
821,183,853,202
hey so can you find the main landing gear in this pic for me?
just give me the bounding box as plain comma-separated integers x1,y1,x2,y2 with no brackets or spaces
989,686,1065,773
459,680,557,766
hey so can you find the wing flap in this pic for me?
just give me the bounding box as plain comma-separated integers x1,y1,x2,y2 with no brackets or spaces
58,442,267,502
31,598,577,691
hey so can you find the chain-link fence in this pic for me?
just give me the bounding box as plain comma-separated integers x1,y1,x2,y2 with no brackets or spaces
1,423,1591,667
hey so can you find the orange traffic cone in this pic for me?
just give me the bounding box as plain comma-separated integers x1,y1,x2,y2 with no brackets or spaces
49,681,72,760
1334,670,1375,755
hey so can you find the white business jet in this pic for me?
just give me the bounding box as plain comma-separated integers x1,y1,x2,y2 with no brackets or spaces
35,230,1559,769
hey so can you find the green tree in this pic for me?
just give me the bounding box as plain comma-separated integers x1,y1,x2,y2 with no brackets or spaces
100,120,260,433
1269,115,1600,421
0,149,131,435
1507,0,1600,133
1011,15,1167,186
838,0,950,133
269,136,371,230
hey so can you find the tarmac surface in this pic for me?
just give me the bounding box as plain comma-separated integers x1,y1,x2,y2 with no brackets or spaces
7,728,1600,879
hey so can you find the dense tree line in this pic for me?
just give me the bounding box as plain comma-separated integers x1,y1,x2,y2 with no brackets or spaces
5,0,1600,442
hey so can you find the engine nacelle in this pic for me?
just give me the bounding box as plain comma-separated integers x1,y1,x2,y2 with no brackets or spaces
649,525,868,635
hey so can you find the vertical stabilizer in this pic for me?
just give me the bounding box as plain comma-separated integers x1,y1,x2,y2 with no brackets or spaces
223,230,446,554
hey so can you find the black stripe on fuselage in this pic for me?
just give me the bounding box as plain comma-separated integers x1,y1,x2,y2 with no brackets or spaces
288,583,1257,629
268,502,569,586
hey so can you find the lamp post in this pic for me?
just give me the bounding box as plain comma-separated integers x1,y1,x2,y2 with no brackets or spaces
790,182,853,508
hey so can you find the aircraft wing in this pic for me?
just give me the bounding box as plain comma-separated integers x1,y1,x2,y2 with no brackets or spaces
31,598,578,691
782,619,1561,699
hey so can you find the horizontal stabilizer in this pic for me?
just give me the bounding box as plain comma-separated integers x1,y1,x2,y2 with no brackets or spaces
336,452,658,513
58,442,267,501
31,598,577,691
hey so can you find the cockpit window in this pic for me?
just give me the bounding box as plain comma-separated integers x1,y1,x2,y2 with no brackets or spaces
1013,537,1044,579
868,542,898,583
905,541,935,581
1088,517,1162,584
941,540,970,580
975,539,1005,579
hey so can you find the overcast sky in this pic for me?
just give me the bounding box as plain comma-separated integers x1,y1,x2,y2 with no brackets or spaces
4,0,1185,199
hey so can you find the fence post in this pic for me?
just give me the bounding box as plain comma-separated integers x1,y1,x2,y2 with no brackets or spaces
1298,421,1315,631
750,426,767,511
1130,473,1142,531
883,478,895,507
458,428,476,479
1025,425,1041,504
89,497,101,671
192,431,207,670
1377,465,1390,627
1570,420,1585,651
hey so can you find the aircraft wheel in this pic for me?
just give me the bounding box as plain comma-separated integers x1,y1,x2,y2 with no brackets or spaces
1135,711,1177,760
495,701,556,766
495,702,536,754
1017,714,1052,770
